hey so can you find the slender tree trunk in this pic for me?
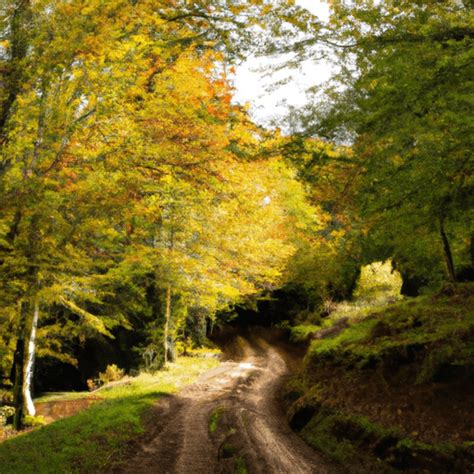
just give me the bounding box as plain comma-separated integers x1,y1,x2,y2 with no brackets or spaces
164,284,172,365
470,234,474,269
23,298,39,416
439,218,456,282
13,213,39,429
12,301,28,430
0,0,31,148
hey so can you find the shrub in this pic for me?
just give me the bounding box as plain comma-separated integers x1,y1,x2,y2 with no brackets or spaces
0,390,13,405
86,378,101,391
23,415,46,427
137,344,164,372
0,406,15,426
98,364,125,385
353,260,402,302
175,337,193,356
293,309,322,326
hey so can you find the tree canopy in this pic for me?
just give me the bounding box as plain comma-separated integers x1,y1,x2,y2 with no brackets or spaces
0,0,472,429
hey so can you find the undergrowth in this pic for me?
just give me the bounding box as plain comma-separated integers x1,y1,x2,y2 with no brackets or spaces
287,260,403,343
307,284,474,376
286,283,474,472
298,406,474,472
209,406,226,434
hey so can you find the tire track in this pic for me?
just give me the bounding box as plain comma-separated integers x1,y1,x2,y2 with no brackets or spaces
113,331,331,474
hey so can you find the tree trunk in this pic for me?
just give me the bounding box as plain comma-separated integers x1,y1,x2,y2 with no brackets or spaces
12,301,28,430
164,284,172,365
470,233,474,269
23,298,39,416
439,218,456,282
13,213,40,429
189,307,207,346
0,0,31,146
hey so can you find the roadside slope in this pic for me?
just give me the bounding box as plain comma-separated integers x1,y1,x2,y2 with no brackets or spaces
285,283,474,472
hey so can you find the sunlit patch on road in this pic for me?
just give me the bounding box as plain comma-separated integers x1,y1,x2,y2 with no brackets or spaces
239,363,254,370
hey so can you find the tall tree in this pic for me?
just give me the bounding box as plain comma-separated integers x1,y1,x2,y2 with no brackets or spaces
282,0,473,290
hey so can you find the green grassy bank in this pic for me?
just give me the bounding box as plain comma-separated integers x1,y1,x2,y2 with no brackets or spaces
0,357,218,473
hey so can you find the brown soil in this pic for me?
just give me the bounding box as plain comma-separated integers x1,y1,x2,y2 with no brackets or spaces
36,397,103,423
305,365,474,446
109,328,334,474
0,396,102,442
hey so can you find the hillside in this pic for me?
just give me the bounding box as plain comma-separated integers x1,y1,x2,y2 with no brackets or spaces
284,283,474,472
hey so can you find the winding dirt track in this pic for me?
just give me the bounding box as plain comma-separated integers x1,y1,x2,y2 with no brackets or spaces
112,330,331,474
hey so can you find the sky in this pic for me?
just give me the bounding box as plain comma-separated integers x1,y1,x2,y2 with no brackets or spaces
231,0,332,128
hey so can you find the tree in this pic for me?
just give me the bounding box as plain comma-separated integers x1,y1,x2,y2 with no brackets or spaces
281,0,473,291
0,0,338,428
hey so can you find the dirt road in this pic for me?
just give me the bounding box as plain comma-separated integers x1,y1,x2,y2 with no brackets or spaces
112,329,331,474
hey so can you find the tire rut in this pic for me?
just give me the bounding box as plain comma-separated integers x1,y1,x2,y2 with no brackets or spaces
112,332,331,474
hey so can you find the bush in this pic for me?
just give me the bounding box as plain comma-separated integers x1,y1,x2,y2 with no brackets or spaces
353,260,402,302
137,344,164,372
0,390,13,405
175,337,193,356
23,415,46,427
86,378,101,391
293,309,322,326
98,364,125,385
0,406,15,426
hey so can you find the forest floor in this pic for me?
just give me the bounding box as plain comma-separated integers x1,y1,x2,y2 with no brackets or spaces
109,328,333,474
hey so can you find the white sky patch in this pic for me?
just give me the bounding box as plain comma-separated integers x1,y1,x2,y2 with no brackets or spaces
231,1,332,128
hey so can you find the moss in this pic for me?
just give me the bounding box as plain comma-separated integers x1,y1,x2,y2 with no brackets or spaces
387,437,474,471
308,317,378,360
221,443,238,458
234,455,248,474
282,375,309,406
300,410,388,466
209,406,226,434
296,402,474,472
306,284,474,380
290,324,322,342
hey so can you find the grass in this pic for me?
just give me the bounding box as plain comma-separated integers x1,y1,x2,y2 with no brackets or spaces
327,293,402,323
307,285,474,371
0,356,219,473
234,455,248,473
187,347,221,358
208,406,225,434
289,324,322,342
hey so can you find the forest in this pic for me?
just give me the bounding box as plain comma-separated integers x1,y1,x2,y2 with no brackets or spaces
0,1,472,473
